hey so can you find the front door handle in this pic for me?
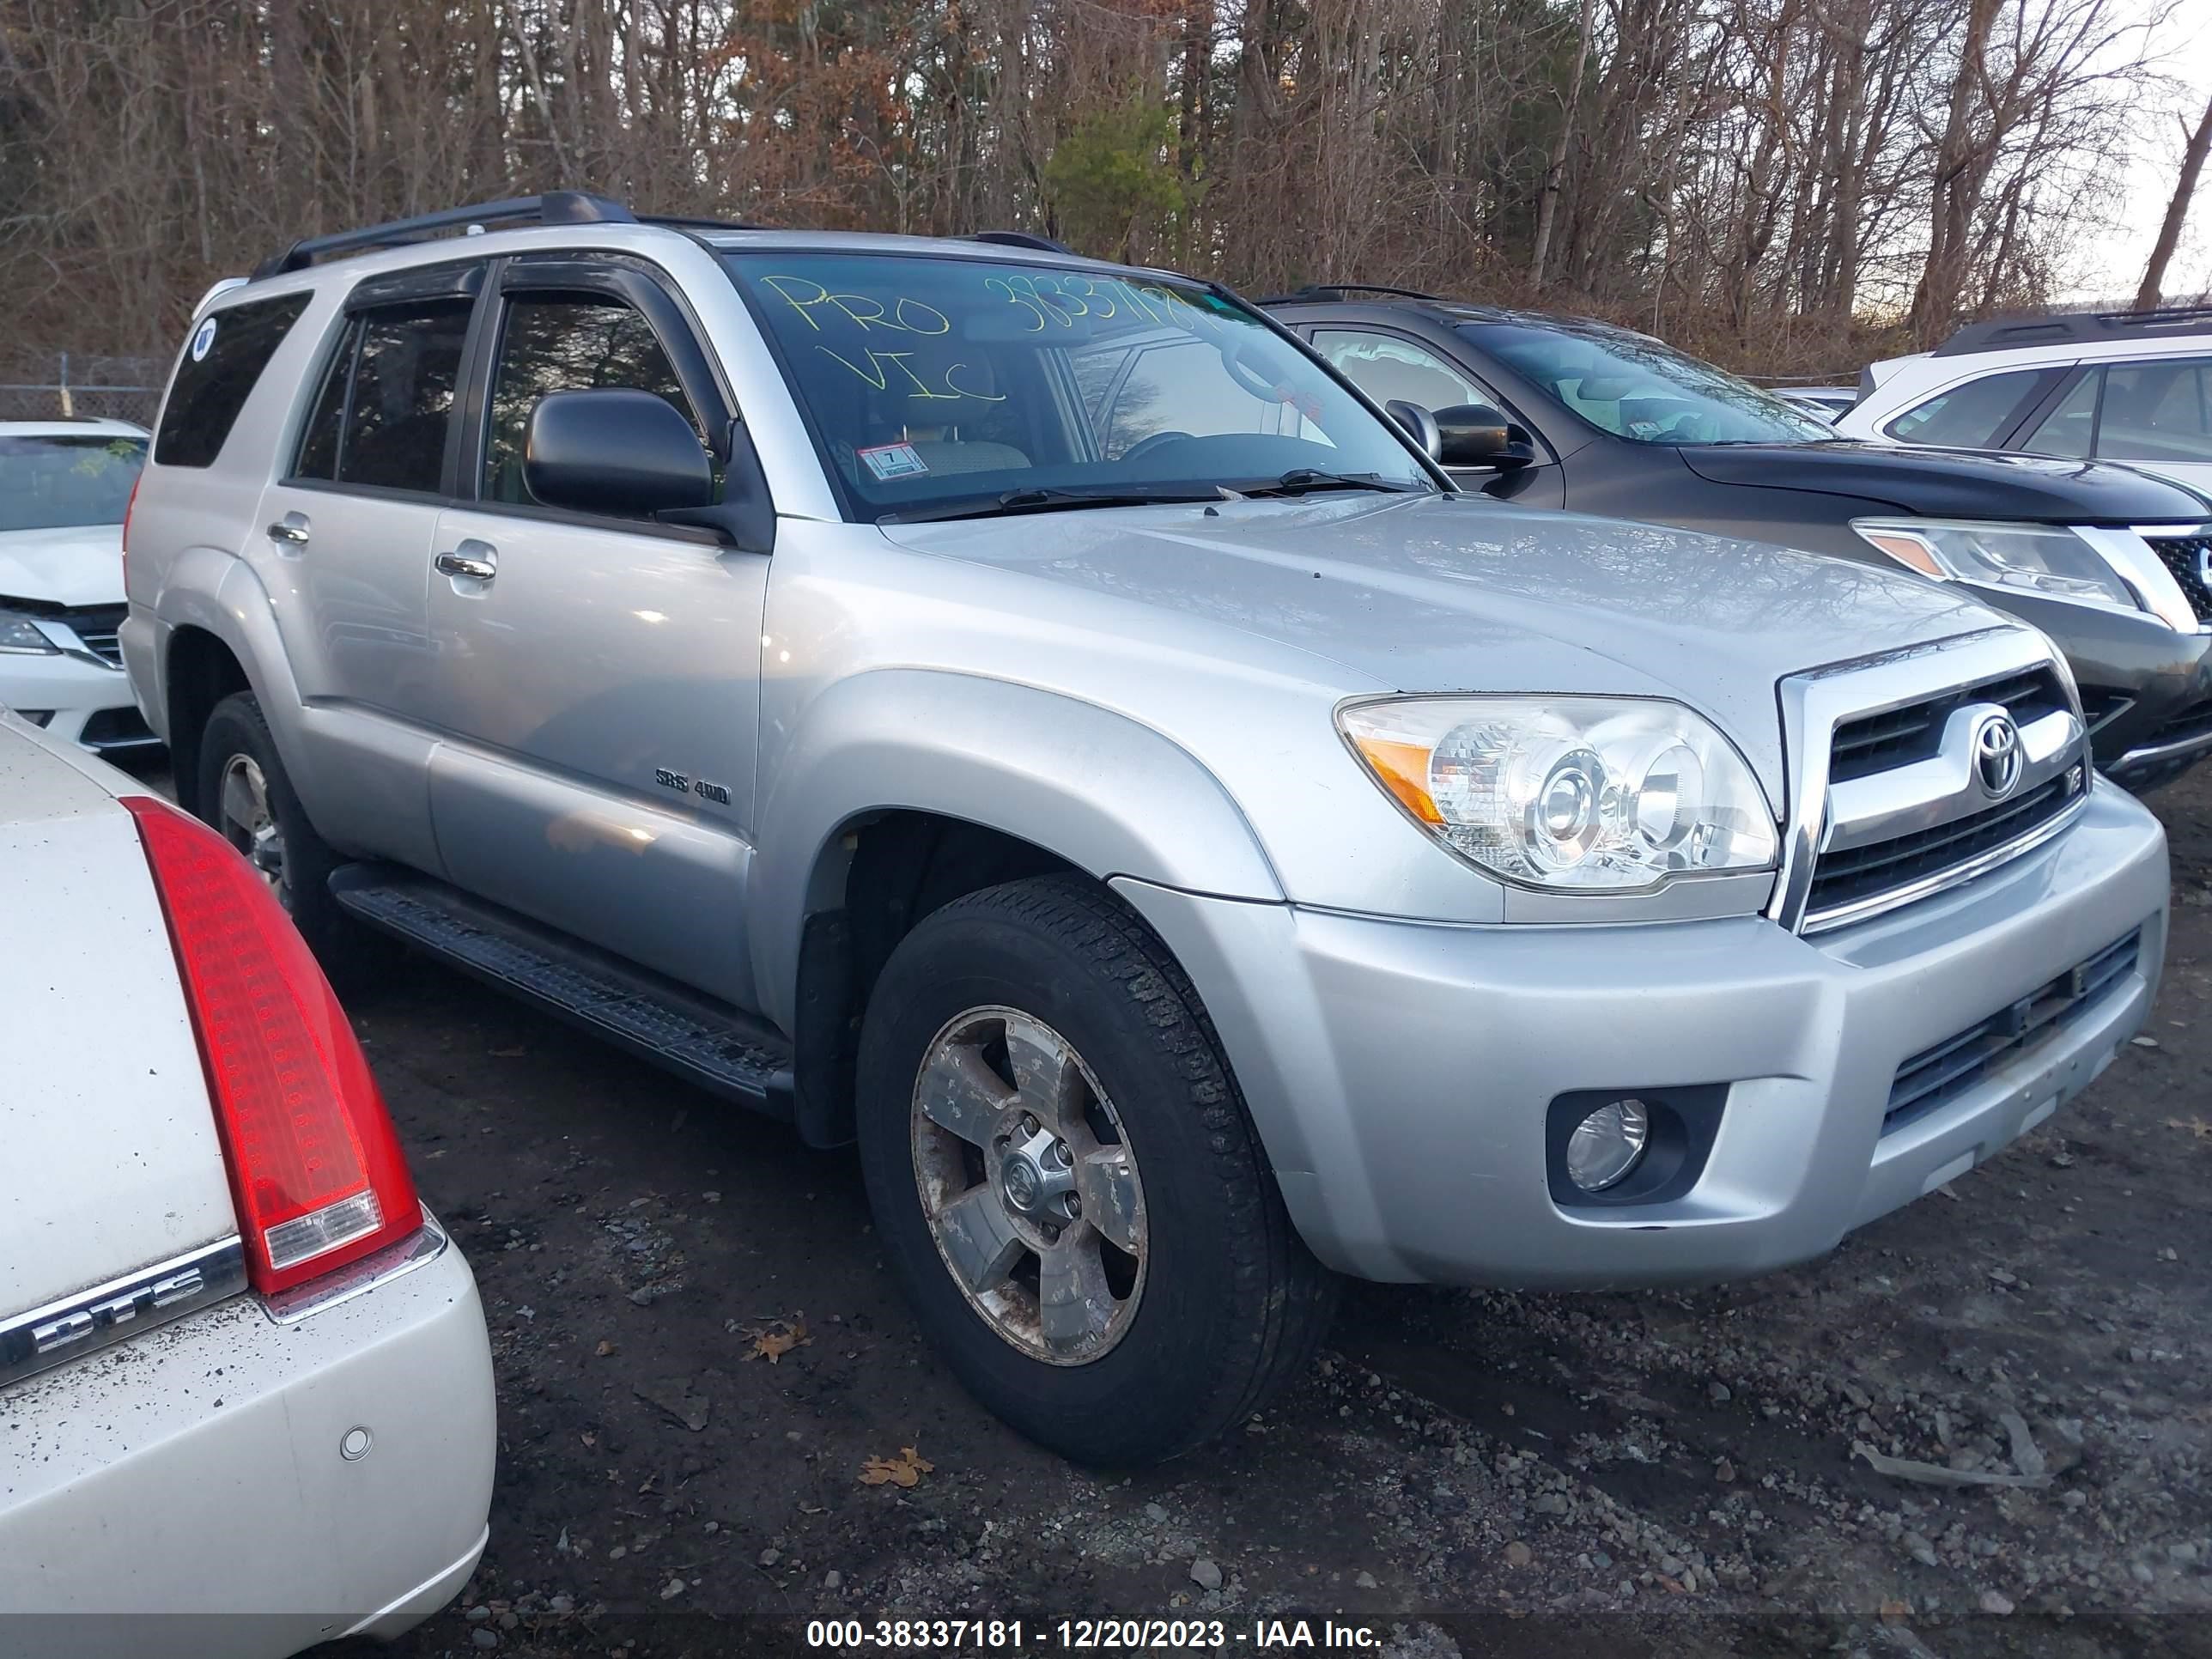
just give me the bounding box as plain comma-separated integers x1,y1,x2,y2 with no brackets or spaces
267,512,311,548
434,542,498,582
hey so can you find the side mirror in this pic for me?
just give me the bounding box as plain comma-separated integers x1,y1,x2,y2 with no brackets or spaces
1384,399,1443,459
524,388,714,516
1433,403,1537,471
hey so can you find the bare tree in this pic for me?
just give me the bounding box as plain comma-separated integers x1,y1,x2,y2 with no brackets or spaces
2136,92,2212,311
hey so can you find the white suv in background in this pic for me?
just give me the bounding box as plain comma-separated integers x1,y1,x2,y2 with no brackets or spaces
1839,307,2212,497
0,418,158,754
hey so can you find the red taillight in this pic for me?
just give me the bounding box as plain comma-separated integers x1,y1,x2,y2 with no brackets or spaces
124,795,419,1293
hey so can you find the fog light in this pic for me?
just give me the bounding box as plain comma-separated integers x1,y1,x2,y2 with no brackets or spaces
1567,1097,1650,1192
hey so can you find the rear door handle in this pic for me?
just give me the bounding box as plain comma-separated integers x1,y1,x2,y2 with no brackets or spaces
434,542,498,582
267,512,311,548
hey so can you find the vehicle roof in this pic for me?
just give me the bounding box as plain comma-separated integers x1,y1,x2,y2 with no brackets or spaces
0,418,148,439
205,217,1188,318
1921,334,2211,368
1261,290,1659,342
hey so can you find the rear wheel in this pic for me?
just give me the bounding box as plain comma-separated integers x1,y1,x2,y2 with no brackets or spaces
856,875,1337,1465
194,692,391,989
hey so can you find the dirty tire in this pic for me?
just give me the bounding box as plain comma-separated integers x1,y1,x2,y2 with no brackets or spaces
194,691,392,990
856,874,1338,1466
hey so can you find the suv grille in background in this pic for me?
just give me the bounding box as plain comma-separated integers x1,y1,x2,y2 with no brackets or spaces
57,605,125,667
1883,929,2141,1135
2143,532,2212,622
1826,666,2069,783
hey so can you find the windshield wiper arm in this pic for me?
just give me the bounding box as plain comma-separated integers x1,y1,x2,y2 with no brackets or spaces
881,486,1221,525
1237,469,1425,499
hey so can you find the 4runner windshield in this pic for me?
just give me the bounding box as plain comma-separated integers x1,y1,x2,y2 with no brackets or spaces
0,434,146,532
1461,322,1833,447
725,252,1435,520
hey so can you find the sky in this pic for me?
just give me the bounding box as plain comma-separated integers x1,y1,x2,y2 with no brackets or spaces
2066,3,2212,302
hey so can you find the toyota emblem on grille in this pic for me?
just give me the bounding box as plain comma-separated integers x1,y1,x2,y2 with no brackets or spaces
1973,711,2024,799
2198,544,2212,592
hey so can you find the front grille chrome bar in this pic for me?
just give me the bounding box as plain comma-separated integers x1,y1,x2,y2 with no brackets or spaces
1770,628,2087,935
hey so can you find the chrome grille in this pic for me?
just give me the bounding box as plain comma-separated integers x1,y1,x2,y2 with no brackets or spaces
1805,773,2076,920
1827,666,2069,783
1781,636,2089,935
1884,929,2140,1135
57,604,125,667
2142,532,2212,622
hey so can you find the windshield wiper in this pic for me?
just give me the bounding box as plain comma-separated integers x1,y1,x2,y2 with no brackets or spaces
880,486,1222,525
1236,469,1425,499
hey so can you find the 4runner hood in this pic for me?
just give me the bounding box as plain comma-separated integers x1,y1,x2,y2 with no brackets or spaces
1678,441,2212,523
882,493,2002,787
0,523,126,608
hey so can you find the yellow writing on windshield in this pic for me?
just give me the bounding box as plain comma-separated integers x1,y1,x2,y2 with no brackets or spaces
815,346,1006,402
759,275,951,337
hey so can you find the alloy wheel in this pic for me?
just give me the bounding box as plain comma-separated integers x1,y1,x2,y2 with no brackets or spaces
909,1005,1147,1364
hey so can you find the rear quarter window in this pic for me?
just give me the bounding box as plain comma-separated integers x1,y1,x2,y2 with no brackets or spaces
1884,368,2054,449
154,293,312,468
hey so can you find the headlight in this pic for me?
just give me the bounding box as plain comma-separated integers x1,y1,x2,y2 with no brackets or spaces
1851,520,2139,613
1338,696,1778,891
0,611,58,655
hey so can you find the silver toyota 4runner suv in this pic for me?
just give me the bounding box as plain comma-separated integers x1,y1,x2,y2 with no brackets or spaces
123,195,2169,1466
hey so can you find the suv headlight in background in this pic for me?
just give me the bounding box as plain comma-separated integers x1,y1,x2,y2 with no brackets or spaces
1339,696,1778,890
0,611,58,655
1851,520,2142,615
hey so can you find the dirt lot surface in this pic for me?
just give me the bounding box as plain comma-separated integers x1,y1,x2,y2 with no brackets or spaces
325,769,2212,1659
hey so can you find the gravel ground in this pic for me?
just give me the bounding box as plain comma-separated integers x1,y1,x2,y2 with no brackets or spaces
313,768,2212,1659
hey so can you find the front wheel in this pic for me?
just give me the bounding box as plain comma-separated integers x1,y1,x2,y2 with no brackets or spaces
855,876,1337,1465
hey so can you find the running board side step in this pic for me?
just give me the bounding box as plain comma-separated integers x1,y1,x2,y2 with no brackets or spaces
329,864,794,1117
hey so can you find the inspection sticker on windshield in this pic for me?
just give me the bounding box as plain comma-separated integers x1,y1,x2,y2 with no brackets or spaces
858,441,929,480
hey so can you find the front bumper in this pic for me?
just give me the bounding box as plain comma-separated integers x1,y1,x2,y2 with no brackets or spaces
0,1217,495,1656
1114,780,2166,1287
0,649,160,754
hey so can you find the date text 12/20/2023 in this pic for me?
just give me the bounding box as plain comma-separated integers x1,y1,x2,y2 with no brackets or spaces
805,1619,1387,1650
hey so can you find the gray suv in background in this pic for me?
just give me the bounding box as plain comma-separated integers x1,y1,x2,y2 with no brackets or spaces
122,196,2169,1465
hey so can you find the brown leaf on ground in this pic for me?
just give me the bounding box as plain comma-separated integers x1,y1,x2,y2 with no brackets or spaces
595,1340,617,1358
741,1316,811,1364
860,1447,935,1488
2167,1116,2212,1142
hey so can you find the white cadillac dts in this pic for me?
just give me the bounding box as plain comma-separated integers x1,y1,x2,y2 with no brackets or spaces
0,710,495,1653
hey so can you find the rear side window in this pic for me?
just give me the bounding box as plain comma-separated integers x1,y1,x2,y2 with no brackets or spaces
1884,368,2053,448
289,300,472,495
154,293,311,468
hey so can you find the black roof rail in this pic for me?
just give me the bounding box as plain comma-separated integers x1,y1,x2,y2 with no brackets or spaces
969,230,1076,255
252,191,637,279
1933,304,2212,357
637,213,775,234
1255,283,1448,306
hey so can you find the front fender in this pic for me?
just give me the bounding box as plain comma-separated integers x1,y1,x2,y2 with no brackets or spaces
749,668,1283,1028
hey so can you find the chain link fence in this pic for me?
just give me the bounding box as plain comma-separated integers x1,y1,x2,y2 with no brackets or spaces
0,352,163,426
